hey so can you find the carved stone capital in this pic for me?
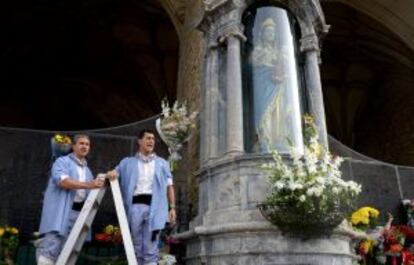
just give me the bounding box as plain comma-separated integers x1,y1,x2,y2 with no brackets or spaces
205,29,219,49
207,40,220,49
203,0,229,12
300,34,320,52
218,26,246,44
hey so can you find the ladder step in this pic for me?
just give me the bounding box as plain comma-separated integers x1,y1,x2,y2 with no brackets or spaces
55,179,137,265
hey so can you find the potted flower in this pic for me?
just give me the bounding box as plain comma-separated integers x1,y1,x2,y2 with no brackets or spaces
95,224,122,245
258,114,362,237
0,225,19,265
51,134,72,159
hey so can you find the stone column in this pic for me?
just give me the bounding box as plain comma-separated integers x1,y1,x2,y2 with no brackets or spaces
220,30,246,155
201,43,220,163
301,34,329,148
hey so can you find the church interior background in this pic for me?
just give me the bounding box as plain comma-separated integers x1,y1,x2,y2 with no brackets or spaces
0,0,413,264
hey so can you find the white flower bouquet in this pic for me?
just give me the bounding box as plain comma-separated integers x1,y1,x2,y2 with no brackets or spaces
156,98,198,170
159,254,177,265
259,115,362,237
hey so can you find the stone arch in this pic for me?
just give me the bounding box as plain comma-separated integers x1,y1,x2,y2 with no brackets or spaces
157,0,188,38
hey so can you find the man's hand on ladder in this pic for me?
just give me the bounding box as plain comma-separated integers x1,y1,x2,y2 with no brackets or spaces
89,178,105,189
106,170,119,181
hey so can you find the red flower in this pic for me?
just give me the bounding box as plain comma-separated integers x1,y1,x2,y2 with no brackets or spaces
389,244,404,253
95,233,110,242
395,225,414,239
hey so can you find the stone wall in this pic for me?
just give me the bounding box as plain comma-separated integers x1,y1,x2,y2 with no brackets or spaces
171,0,205,230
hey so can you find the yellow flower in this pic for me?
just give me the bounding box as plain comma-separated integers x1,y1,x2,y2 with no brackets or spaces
359,207,380,218
310,143,323,158
0,227,4,237
11,227,19,234
54,134,72,145
62,136,71,145
351,206,380,226
104,225,114,235
368,208,380,218
352,211,368,225
360,238,375,254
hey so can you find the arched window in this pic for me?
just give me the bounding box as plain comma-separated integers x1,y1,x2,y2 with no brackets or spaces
242,5,304,154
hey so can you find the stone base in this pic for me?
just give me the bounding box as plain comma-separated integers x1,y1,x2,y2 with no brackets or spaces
177,221,361,265
178,156,363,265
187,255,353,265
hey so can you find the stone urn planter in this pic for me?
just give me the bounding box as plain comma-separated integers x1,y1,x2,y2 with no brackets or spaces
258,199,350,238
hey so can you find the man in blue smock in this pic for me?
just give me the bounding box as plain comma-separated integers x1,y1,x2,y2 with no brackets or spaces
37,134,105,265
107,128,176,265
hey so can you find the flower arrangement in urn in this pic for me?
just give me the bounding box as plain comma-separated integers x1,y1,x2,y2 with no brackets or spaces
259,114,362,237
156,98,198,171
0,224,19,265
51,134,72,159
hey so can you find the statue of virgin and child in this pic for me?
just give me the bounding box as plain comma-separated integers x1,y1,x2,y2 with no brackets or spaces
250,17,293,153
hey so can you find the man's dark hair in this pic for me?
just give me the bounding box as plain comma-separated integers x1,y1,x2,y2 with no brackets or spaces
138,128,156,139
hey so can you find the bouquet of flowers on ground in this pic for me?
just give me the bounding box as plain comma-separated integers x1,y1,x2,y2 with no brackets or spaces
51,134,72,159
358,238,376,258
384,226,406,252
351,207,385,264
156,98,197,171
259,114,362,236
0,224,19,265
95,225,122,245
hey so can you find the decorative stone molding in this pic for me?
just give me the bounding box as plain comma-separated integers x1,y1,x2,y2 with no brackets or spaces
217,25,247,43
242,0,329,38
300,34,320,53
203,0,230,12
176,219,365,240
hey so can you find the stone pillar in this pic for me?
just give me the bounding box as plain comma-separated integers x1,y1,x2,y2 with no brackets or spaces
221,31,245,155
301,34,329,148
201,44,220,163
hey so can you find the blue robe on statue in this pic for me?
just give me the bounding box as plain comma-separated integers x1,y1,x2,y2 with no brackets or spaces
115,154,172,232
39,153,93,236
252,63,284,152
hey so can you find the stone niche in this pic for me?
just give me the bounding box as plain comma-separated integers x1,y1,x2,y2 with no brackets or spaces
176,0,360,264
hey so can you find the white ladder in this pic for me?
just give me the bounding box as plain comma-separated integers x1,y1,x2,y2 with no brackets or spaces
56,179,137,265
